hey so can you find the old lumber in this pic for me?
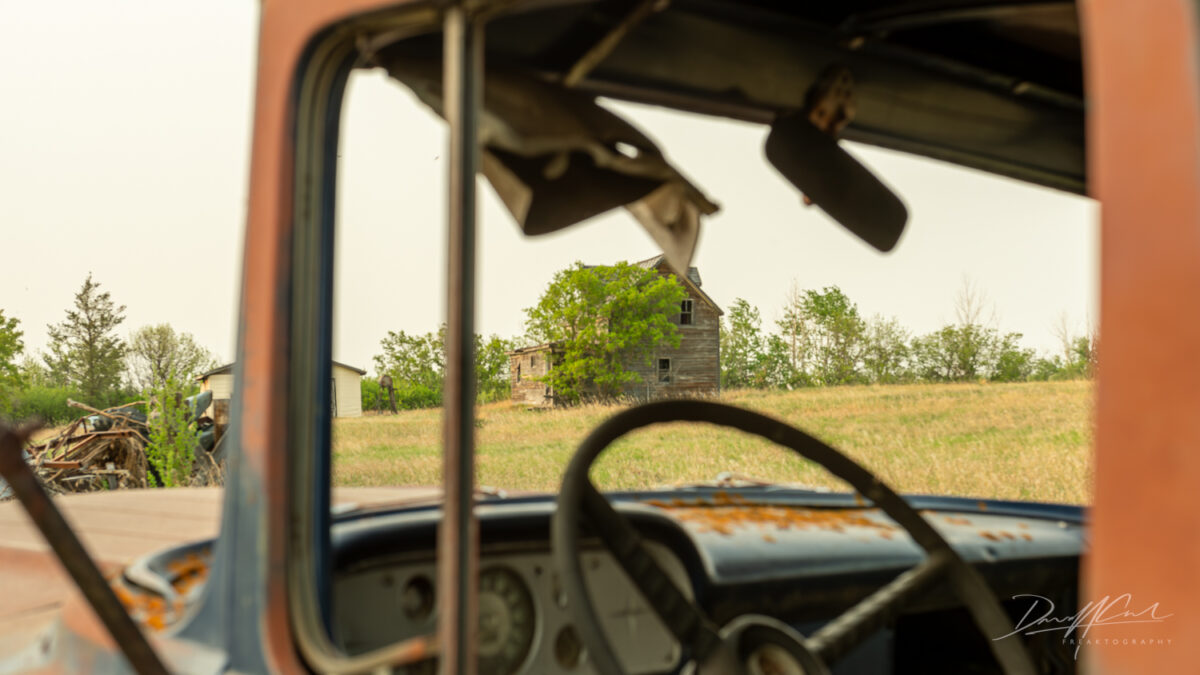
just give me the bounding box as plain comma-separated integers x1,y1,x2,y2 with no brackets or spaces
1,399,225,497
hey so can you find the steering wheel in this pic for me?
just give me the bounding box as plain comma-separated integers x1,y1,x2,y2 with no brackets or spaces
552,400,1036,675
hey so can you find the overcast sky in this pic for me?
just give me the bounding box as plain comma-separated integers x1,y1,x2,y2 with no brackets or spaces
3,1,1098,374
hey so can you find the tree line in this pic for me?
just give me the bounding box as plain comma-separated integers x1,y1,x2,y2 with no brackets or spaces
366,266,1096,412
0,274,218,424
366,327,515,411
721,282,1095,390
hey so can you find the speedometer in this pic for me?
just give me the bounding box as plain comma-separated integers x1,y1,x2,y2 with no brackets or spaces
477,566,537,675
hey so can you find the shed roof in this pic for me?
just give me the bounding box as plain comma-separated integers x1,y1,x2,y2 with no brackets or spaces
197,360,367,381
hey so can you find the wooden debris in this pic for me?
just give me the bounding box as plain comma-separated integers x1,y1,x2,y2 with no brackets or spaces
9,400,224,495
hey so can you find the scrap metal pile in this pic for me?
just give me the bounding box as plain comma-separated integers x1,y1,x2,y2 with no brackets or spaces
11,394,224,495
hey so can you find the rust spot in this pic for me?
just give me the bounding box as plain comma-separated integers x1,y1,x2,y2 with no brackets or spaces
762,534,776,543
979,531,1001,541
1017,522,1030,529
646,500,898,538
977,501,989,511
113,549,211,631
853,493,866,506
943,516,971,526
1020,533,1033,541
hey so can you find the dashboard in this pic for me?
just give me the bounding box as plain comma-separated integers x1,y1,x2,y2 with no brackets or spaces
333,543,692,674
328,488,1087,674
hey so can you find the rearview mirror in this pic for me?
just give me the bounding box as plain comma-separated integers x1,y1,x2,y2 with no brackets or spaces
765,112,908,252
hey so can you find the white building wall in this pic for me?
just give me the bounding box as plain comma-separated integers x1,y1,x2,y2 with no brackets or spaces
201,367,362,418
201,373,235,401
332,366,363,418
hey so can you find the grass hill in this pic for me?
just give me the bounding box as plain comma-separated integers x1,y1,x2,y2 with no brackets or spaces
333,380,1093,504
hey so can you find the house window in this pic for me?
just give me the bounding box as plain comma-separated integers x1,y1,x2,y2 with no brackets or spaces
530,354,537,368
658,358,672,383
516,364,522,381
680,299,694,325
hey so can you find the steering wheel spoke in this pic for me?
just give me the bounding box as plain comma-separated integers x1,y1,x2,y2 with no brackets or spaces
580,482,722,658
806,550,952,663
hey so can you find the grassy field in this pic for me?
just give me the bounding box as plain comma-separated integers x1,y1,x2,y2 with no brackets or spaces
333,381,1094,504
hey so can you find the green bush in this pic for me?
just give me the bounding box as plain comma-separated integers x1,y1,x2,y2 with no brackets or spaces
395,383,441,410
361,378,383,412
3,385,80,425
145,376,200,487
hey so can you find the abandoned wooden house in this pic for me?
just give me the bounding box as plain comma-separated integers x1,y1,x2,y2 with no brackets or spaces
508,255,723,406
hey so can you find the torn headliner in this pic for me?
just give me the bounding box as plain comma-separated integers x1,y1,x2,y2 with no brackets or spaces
367,0,1086,195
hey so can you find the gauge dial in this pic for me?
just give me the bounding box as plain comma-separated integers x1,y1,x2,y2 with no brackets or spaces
477,566,536,675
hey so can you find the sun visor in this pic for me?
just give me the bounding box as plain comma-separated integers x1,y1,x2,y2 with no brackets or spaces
383,56,718,273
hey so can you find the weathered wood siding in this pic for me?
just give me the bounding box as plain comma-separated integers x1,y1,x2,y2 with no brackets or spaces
621,271,721,400
509,346,556,406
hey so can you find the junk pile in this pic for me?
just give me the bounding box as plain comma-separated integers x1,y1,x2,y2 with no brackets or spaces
1,392,225,497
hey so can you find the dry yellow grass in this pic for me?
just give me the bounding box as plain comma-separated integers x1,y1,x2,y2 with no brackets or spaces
333,381,1094,504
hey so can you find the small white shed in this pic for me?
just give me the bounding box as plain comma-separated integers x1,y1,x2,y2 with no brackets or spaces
197,361,366,418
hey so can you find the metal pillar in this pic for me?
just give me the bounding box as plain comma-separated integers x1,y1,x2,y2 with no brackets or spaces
0,425,168,675
439,6,482,675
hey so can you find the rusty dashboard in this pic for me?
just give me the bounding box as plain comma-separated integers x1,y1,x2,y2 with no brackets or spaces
320,487,1085,674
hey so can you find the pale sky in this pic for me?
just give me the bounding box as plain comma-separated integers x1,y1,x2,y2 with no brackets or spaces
3,1,1098,375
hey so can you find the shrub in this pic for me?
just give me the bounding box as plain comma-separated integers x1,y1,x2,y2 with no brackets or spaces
145,376,200,487
395,383,441,410
3,385,80,425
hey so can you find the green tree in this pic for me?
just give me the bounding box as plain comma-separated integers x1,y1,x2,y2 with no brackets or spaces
910,327,959,381
145,373,200,487
524,262,687,402
476,334,516,403
801,286,865,385
373,327,516,407
1030,356,1064,381
373,327,446,394
911,324,1002,382
18,355,52,387
126,324,217,391
862,315,910,384
44,274,127,405
0,310,22,383
992,332,1037,382
0,310,25,414
756,333,798,389
775,283,812,381
720,298,765,389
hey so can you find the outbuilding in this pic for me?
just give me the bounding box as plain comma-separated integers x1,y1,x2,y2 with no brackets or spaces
197,361,367,418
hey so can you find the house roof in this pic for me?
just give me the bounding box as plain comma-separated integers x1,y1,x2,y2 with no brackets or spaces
633,254,724,316
197,360,367,381
634,254,702,288
505,342,561,356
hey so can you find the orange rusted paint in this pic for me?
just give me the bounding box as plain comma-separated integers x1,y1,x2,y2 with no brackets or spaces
646,500,898,538
245,1,426,670
1081,0,1200,669
113,551,212,634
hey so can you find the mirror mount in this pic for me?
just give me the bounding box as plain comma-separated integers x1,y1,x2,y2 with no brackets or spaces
766,65,908,252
